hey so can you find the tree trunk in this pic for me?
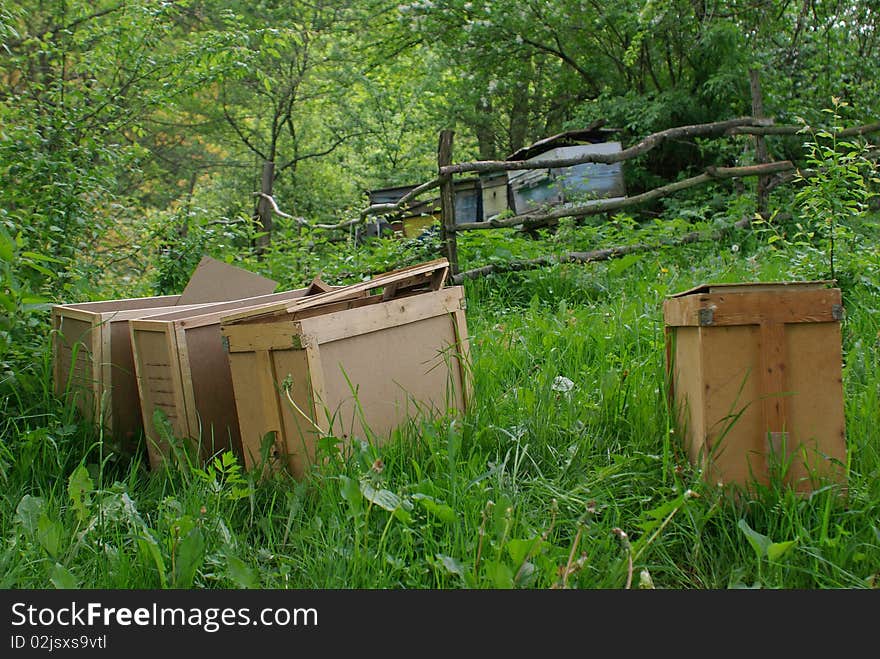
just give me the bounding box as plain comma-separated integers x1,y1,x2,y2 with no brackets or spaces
475,99,497,160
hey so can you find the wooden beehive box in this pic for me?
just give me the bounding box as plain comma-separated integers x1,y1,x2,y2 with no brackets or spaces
51,257,278,456
129,280,342,470
52,295,212,454
219,259,472,479
663,281,847,493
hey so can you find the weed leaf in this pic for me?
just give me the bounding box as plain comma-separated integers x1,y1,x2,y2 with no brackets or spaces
67,464,93,523
738,518,770,558
50,563,79,589
226,555,258,589
15,495,45,534
173,527,205,588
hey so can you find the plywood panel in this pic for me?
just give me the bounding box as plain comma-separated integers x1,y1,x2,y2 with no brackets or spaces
58,295,180,314
670,326,705,469
783,323,847,489
184,324,242,461
270,348,316,479
318,314,465,443
700,325,763,487
110,319,147,453
177,256,277,305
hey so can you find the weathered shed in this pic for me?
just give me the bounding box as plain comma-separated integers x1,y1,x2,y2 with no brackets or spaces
507,123,626,215
366,178,484,233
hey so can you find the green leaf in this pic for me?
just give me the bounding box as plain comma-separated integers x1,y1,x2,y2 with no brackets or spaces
485,560,514,589
22,261,55,277
0,292,15,312
0,231,14,262
412,493,456,524
607,253,641,276
173,527,205,588
506,537,543,566
50,563,79,589
137,535,168,589
738,518,770,559
436,554,465,578
338,475,362,516
21,251,64,263
67,464,94,522
37,514,63,559
767,539,798,562
360,481,405,513
15,495,45,534
226,555,258,589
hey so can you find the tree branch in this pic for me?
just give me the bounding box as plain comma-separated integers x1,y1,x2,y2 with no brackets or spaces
441,116,775,175
254,193,309,226
450,215,762,285
223,102,268,161
276,132,366,173
454,161,795,232
360,178,441,218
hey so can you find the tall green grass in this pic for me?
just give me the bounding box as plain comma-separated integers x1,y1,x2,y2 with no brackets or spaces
2,233,879,589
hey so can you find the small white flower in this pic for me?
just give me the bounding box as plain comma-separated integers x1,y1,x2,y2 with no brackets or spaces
731,244,740,253
552,376,575,393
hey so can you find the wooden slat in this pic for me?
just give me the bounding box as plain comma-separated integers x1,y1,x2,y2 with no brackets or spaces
141,286,312,327
667,280,832,298
220,258,450,324
304,342,329,434
294,286,465,347
759,322,788,438
664,288,841,327
175,324,199,443
256,349,286,469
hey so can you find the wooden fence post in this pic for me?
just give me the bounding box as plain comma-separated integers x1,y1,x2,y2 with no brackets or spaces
438,130,459,277
749,69,769,218
255,160,276,254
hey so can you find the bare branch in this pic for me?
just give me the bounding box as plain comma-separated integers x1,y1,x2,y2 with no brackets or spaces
361,178,442,218
254,194,371,231
726,121,880,138
440,116,775,176
224,103,268,161
450,215,763,285
276,132,368,173
253,193,309,226
454,161,795,232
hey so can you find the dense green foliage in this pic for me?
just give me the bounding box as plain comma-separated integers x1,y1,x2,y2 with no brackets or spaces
1,1,879,589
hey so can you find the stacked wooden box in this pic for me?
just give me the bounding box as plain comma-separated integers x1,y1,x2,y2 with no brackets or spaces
52,256,278,457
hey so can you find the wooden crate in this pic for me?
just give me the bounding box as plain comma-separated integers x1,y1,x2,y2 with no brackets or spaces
52,295,213,455
219,259,472,479
51,256,278,455
130,280,340,470
663,281,847,492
